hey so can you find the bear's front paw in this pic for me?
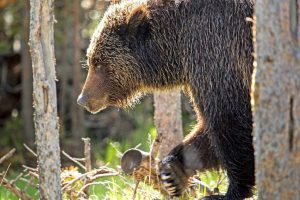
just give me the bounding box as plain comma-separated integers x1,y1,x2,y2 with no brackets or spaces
159,155,192,197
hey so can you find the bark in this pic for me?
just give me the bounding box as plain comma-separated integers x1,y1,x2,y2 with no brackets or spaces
71,0,84,151
29,0,62,199
21,0,34,147
154,91,183,159
253,1,300,199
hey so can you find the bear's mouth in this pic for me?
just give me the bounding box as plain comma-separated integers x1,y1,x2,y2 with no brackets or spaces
82,95,109,114
85,104,108,114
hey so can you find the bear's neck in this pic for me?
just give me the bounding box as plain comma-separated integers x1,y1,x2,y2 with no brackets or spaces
131,14,188,91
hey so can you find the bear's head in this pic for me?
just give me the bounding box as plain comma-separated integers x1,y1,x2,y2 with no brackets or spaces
77,2,151,114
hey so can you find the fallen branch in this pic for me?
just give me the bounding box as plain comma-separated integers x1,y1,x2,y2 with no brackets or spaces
0,148,16,164
62,150,86,171
23,144,37,157
62,167,118,191
22,165,38,172
0,163,11,185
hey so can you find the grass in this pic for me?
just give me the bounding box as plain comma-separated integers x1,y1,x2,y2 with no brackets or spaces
0,133,229,200
0,168,228,200
88,170,228,200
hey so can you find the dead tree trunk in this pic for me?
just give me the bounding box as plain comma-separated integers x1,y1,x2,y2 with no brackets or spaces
21,0,34,148
154,91,183,159
253,1,300,199
29,0,62,199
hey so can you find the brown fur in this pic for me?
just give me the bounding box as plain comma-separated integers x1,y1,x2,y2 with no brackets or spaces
78,0,255,199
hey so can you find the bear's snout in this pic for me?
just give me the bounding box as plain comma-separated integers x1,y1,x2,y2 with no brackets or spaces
77,93,88,108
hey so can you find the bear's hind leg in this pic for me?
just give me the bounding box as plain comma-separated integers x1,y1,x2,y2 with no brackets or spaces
208,117,255,200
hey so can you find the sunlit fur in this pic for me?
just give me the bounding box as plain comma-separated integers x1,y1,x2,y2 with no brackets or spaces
80,0,255,199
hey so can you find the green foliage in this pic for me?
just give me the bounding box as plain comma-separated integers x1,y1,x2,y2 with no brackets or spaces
0,115,23,151
0,171,228,200
0,173,38,200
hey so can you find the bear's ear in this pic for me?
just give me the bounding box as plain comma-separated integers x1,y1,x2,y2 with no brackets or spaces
125,5,150,40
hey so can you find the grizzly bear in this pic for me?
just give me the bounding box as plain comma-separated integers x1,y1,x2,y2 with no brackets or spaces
77,0,255,199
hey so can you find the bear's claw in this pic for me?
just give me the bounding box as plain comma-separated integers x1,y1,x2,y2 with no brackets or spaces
159,156,189,197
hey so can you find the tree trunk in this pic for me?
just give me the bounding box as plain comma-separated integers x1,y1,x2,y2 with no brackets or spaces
21,0,34,148
154,91,183,159
71,0,85,152
29,0,62,199
58,0,68,134
253,1,300,199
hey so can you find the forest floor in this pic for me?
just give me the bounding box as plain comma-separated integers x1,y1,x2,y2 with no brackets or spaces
0,169,232,200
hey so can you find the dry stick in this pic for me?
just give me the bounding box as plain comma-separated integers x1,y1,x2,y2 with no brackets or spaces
0,148,16,164
20,177,38,190
82,138,92,171
82,138,92,195
62,150,86,171
88,172,119,181
0,163,11,185
22,165,38,172
10,172,24,185
132,181,140,200
62,168,118,191
74,157,86,162
23,144,37,157
28,171,39,179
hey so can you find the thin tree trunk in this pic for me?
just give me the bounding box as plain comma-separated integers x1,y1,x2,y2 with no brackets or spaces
58,0,69,133
21,0,34,148
154,92,183,159
29,0,62,199
71,0,84,152
253,0,300,199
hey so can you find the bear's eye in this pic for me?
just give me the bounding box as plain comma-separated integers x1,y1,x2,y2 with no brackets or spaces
90,58,100,67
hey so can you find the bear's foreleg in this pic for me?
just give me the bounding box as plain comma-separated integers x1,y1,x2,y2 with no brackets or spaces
159,130,220,197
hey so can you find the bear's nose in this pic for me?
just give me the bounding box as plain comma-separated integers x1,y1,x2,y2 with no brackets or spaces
77,93,87,107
